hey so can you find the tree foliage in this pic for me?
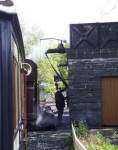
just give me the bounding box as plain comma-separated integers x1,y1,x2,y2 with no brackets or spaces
21,27,68,95
37,53,68,95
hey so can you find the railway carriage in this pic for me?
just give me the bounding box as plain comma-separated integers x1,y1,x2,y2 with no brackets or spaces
0,10,27,150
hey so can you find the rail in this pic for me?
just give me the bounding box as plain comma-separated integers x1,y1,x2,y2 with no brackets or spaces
72,124,87,150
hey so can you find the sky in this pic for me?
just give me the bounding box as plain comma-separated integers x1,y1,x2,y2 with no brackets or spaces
14,0,118,41
1,0,118,61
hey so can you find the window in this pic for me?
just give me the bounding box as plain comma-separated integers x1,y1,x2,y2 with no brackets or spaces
11,36,22,132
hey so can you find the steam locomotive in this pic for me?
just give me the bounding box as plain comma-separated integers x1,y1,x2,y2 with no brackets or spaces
0,11,38,150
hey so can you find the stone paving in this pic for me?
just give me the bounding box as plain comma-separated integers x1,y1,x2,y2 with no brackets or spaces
27,106,71,150
27,129,70,150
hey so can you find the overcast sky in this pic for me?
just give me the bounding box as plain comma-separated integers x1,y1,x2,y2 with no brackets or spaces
1,0,118,61
14,0,118,41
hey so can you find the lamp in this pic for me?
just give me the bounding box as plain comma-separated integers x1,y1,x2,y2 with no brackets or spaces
41,38,66,54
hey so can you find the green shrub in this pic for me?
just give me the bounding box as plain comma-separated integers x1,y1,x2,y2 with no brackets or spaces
88,132,118,150
96,131,107,143
73,121,118,150
74,120,89,138
88,142,118,150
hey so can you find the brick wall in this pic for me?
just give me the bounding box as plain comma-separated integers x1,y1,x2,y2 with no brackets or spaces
68,23,118,127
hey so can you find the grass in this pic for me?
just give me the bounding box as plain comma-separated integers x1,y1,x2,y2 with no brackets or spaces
73,120,118,150
86,132,118,150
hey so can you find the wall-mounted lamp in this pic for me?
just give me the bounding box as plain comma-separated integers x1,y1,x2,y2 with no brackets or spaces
40,38,67,54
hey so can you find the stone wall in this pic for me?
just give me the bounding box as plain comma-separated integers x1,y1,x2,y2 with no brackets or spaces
68,23,118,127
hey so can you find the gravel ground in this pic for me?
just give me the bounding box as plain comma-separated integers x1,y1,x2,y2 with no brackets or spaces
27,105,71,150
27,129,70,150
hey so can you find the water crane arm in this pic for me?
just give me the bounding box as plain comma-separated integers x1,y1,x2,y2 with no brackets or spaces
45,53,68,88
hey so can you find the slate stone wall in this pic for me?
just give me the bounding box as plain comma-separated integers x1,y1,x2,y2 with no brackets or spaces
68,23,118,127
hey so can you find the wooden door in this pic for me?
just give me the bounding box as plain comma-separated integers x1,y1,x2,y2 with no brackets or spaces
102,77,118,126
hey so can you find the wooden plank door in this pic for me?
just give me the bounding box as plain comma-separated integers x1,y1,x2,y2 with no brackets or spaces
102,77,118,126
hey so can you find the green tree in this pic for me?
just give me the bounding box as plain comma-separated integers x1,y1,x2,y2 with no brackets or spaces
38,57,55,94
37,52,68,95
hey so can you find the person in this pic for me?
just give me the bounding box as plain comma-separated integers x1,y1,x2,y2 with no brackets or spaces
55,88,66,125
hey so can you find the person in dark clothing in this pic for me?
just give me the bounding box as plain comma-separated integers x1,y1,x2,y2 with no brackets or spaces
55,88,66,124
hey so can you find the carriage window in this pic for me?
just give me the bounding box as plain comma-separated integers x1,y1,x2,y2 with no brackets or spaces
12,58,19,129
11,37,18,61
11,36,22,131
